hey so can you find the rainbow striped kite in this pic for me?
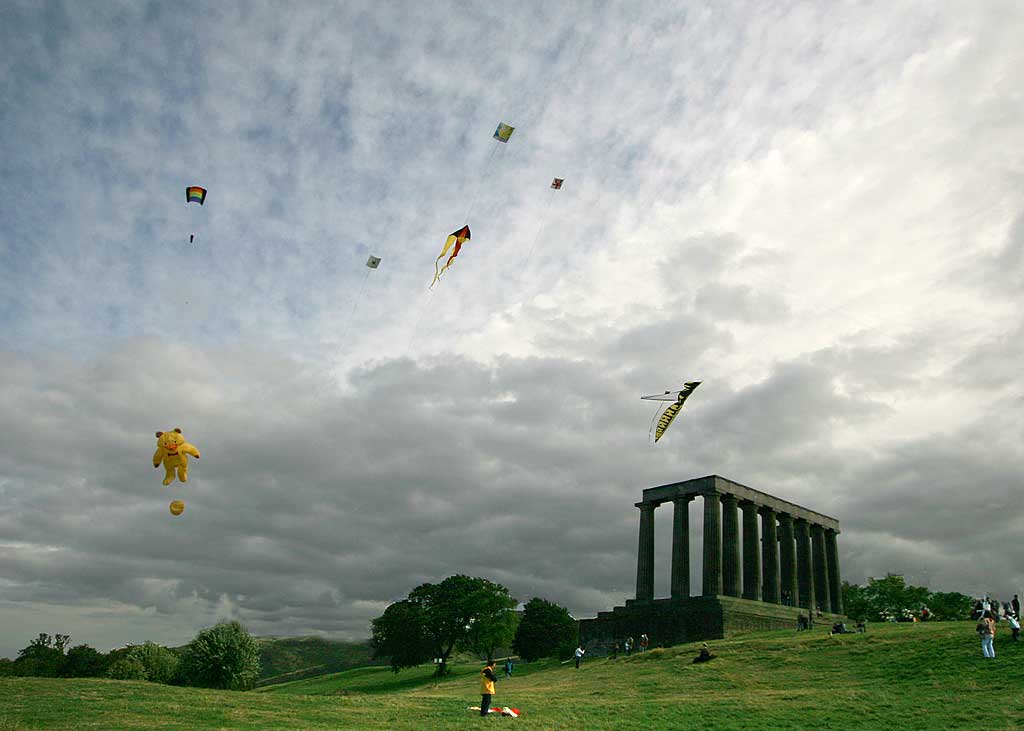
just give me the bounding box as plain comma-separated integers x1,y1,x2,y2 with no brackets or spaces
186,186,207,205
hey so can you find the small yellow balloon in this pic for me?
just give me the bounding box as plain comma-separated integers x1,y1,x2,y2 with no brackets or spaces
169,500,185,516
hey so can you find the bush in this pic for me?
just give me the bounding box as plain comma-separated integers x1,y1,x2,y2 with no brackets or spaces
107,656,148,681
63,645,108,678
127,642,179,684
179,621,260,690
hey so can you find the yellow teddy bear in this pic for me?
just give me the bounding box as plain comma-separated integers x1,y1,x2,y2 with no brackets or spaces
153,428,201,485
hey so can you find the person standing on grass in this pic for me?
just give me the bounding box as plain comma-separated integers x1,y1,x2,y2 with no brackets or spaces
574,645,585,669
625,636,633,655
639,633,649,652
503,657,513,678
977,611,996,658
1007,613,1021,642
1013,595,1021,618
479,661,498,716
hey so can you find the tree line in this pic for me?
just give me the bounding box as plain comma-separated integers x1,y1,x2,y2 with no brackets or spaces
371,575,577,675
841,574,974,622
0,621,261,691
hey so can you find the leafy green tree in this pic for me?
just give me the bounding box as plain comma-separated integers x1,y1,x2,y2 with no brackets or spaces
512,598,577,661
13,633,67,677
371,600,434,673
927,591,974,621
179,621,260,690
468,604,519,664
107,655,148,680
63,644,108,678
0,658,13,677
841,582,871,622
128,642,180,684
371,575,517,677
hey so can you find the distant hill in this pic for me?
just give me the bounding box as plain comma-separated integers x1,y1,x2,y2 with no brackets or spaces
254,636,383,686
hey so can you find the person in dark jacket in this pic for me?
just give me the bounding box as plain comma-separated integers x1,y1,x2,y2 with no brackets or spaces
692,643,716,663
503,658,513,678
1013,595,1021,618
479,661,498,716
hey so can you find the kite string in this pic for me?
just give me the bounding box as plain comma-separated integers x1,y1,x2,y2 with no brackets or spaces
463,143,500,224
518,192,556,275
648,402,664,442
336,267,372,348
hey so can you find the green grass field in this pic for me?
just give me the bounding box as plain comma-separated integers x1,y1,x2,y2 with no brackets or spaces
2,622,1022,730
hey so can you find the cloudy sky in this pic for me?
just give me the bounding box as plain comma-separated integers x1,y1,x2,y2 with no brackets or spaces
1,0,1022,658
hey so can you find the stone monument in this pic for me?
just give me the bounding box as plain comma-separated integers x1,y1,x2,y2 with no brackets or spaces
579,475,846,648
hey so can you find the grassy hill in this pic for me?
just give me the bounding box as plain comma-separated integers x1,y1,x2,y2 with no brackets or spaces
254,636,381,686
2,622,1022,730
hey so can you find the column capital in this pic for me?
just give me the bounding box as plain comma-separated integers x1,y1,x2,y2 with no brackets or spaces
777,512,795,525
635,501,658,511
672,495,694,505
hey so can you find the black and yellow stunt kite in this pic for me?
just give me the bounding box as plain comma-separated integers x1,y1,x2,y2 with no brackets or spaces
642,382,702,443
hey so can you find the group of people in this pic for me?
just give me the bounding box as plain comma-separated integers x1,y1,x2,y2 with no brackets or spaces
609,633,650,658
975,594,1022,658
973,594,1020,622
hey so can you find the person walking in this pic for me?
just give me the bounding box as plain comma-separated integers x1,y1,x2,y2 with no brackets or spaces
503,657,513,678
479,661,498,716
977,611,996,658
1008,613,1021,642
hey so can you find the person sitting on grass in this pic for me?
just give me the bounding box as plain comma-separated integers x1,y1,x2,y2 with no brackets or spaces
692,643,716,664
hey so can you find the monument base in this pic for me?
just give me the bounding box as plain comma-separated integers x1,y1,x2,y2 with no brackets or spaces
579,595,846,651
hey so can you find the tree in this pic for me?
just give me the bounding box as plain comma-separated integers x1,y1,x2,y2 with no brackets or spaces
841,582,871,622
371,575,517,677
512,598,577,661
128,642,180,684
63,644,108,678
927,591,974,621
13,633,66,677
371,600,433,673
107,655,148,681
179,621,260,690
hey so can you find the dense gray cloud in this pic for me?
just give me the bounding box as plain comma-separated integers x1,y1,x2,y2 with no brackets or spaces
1,1,1023,658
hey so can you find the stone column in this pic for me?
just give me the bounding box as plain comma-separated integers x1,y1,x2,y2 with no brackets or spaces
635,503,656,601
741,501,761,601
671,497,693,599
761,508,780,604
811,524,831,614
795,519,815,611
777,513,798,607
721,494,741,597
702,493,722,597
825,529,843,614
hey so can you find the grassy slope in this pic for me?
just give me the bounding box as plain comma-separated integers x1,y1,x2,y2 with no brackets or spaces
2,622,1023,730
254,637,379,685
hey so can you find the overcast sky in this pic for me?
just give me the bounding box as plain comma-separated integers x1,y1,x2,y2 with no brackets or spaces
1,0,1022,658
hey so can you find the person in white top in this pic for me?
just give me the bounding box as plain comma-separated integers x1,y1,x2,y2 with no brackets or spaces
1008,613,1021,642
574,646,585,669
